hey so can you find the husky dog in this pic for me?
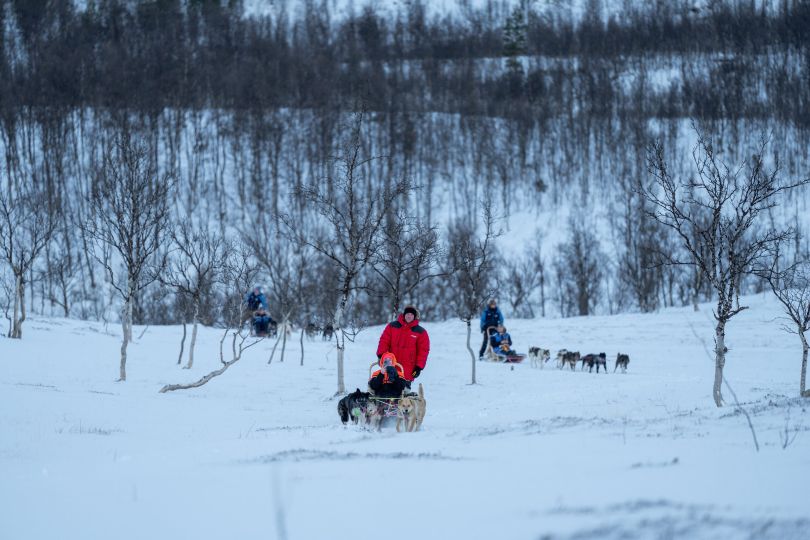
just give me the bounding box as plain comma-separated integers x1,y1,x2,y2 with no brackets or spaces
595,353,608,373
413,383,426,431
396,394,416,432
615,353,630,373
555,349,569,369
337,388,371,424
581,353,608,373
528,347,551,368
365,400,385,431
563,350,580,371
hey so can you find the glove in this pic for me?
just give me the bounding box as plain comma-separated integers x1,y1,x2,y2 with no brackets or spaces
385,365,398,380
412,366,422,379
377,353,382,359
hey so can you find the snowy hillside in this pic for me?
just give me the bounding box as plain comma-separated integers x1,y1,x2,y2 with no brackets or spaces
2,293,808,540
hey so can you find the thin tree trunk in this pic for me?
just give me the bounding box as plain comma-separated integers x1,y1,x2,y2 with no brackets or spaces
540,267,546,318
177,323,187,365
186,321,198,369
186,301,200,369
299,327,305,366
267,332,282,363
800,330,808,397
466,320,476,385
713,320,726,407
335,295,347,395
119,299,130,381
11,273,22,338
279,321,288,363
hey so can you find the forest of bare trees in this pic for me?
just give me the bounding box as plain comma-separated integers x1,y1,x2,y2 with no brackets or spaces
1,0,809,339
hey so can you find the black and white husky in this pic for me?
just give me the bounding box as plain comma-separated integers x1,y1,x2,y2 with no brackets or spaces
528,347,551,368
337,388,371,424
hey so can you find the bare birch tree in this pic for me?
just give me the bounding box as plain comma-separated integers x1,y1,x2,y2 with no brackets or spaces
760,250,810,397
162,220,230,369
281,110,413,395
553,217,604,317
0,185,56,338
372,212,443,320
446,201,501,384
503,235,546,318
160,243,262,393
643,130,808,406
84,134,174,381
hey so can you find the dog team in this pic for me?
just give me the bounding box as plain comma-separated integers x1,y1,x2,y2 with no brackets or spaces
337,302,632,432
338,305,429,432
528,348,631,373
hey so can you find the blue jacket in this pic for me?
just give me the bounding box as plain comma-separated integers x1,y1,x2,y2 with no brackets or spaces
244,291,268,311
480,306,504,332
490,332,512,351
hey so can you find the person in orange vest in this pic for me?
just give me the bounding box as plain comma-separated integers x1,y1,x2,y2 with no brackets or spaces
376,305,430,387
368,352,407,398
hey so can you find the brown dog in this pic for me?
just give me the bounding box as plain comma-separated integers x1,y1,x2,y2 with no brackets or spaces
396,395,416,432
413,383,426,431
396,384,427,432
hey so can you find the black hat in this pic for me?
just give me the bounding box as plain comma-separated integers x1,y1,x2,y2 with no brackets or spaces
403,305,419,318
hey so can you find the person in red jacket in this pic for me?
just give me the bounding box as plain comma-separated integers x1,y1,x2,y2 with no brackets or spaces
376,305,430,386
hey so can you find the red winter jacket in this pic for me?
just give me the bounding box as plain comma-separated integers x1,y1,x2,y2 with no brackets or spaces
376,314,430,381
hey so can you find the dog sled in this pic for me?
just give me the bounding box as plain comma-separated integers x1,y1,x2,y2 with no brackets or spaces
482,327,526,363
334,359,427,431
366,360,426,431
250,310,277,338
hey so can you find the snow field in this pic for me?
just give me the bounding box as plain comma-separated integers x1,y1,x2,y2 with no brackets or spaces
1,292,809,539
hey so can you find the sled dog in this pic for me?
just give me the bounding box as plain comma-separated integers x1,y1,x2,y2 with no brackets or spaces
562,350,580,370
581,353,608,373
365,400,385,431
337,388,371,424
528,347,551,368
615,353,630,373
582,353,607,373
396,394,417,432
555,349,568,369
395,384,426,432
413,383,426,431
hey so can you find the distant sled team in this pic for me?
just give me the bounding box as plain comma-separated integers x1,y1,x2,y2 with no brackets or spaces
528,348,631,373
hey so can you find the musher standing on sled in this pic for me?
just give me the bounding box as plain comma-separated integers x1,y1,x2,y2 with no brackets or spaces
376,305,430,388
479,299,504,360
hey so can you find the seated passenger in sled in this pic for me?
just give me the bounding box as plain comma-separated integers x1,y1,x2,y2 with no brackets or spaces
368,352,407,398
252,308,276,337
490,325,519,359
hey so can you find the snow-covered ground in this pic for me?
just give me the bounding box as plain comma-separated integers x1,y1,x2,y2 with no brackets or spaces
2,293,809,540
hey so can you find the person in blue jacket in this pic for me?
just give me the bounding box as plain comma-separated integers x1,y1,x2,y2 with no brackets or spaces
244,286,268,311
479,298,504,359
243,286,273,332
489,325,515,358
